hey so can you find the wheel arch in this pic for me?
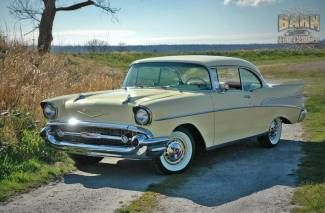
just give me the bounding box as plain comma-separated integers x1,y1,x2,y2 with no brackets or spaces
280,116,292,124
173,123,206,153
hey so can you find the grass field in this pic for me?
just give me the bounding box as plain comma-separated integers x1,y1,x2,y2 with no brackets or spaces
1,37,324,211
78,49,325,70
259,62,325,213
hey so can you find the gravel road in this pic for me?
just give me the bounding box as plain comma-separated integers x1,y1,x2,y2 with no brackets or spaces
0,124,303,213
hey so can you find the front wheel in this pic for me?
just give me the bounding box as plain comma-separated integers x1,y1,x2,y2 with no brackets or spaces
258,118,282,148
155,128,196,175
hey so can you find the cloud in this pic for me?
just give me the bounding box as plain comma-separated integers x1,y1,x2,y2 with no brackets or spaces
53,29,136,37
125,33,278,45
52,29,136,45
8,29,278,45
224,0,278,7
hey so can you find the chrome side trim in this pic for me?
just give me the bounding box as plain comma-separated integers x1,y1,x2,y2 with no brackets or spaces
156,110,214,121
155,105,304,121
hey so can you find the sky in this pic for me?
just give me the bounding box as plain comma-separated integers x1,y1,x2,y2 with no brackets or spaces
0,0,324,45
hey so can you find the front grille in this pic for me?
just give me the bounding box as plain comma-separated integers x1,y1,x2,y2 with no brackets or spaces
49,124,139,147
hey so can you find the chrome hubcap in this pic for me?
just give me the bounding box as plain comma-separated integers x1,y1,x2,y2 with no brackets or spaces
268,119,281,144
164,139,186,165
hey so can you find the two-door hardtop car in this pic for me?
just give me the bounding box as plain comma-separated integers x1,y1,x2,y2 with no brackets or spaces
40,55,307,174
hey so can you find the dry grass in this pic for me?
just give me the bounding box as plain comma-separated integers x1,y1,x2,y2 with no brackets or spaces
0,35,123,201
0,35,123,122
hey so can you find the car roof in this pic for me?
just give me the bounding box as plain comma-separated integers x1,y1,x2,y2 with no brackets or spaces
132,55,259,71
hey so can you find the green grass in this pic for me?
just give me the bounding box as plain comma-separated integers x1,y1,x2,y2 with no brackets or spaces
76,52,162,71
116,192,159,213
77,49,325,71
291,78,325,212
0,113,74,201
257,61,325,213
0,159,74,201
115,165,201,213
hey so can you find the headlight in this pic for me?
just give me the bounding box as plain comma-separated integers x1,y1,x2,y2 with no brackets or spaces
42,103,57,119
133,106,151,125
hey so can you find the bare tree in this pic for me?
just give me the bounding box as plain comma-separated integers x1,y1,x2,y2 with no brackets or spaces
86,39,108,52
9,0,119,54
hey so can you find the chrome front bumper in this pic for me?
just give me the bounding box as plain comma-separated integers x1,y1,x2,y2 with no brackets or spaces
40,121,169,159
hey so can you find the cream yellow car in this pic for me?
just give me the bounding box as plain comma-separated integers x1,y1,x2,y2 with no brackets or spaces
40,55,306,174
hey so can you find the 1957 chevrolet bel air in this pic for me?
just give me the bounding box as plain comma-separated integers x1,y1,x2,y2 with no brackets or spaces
40,55,307,174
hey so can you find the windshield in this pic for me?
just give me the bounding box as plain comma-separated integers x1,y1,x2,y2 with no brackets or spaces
123,62,211,91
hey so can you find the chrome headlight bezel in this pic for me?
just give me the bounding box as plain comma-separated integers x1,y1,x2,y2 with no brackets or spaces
133,106,152,125
41,102,57,119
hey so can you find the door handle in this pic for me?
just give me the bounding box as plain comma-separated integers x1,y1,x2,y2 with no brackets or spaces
244,94,251,99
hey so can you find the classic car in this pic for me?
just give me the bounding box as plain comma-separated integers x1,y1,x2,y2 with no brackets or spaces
40,55,307,174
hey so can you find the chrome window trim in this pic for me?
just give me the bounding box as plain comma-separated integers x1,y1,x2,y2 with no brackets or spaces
208,67,219,92
210,65,241,92
210,65,267,91
124,62,214,91
238,67,264,91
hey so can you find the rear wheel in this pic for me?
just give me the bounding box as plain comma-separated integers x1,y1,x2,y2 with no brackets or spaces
69,154,103,165
155,128,195,175
258,118,282,148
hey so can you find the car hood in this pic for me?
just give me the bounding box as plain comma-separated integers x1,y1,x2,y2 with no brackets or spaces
69,88,182,105
46,88,183,123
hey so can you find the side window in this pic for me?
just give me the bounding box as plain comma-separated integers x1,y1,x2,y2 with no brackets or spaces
239,68,262,91
217,67,241,90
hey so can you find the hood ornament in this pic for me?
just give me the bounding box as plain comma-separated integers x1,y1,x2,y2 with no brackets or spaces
74,94,94,102
77,111,104,118
122,94,132,105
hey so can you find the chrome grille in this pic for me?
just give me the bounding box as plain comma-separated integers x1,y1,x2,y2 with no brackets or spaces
48,124,140,147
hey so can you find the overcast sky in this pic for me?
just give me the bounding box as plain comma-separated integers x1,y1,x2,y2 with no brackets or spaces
0,0,324,45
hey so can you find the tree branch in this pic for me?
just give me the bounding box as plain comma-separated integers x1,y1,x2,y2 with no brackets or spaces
55,0,94,11
8,0,42,23
24,25,39,36
56,0,119,15
93,0,120,15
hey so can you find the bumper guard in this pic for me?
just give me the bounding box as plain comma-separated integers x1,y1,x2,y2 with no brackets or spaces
40,121,169,159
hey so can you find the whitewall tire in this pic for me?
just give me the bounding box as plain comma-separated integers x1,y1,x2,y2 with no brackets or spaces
258,118,282,148
155,128,195,174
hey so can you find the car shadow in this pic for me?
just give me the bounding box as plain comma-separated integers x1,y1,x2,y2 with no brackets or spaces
63,138,303,207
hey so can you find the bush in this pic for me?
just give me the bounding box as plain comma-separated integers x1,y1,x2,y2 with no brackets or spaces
0,112,64,180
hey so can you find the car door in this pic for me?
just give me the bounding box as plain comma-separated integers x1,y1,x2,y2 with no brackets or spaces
210,66,253,145
239,67,269,135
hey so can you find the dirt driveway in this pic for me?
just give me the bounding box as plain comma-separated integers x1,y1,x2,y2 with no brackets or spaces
0,124,303,213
